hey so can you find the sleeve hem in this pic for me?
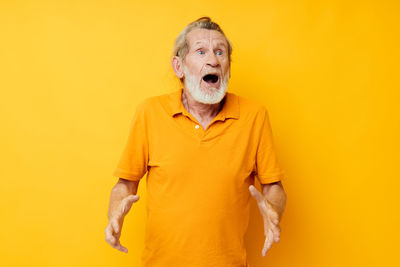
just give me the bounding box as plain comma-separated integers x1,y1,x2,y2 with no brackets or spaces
256,172,285,184
113,169,145,181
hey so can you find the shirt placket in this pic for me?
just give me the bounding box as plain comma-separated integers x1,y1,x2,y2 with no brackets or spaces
182,110,226,142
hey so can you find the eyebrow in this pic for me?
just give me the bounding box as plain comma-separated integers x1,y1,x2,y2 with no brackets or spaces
192,40,227,49
194,41,206,46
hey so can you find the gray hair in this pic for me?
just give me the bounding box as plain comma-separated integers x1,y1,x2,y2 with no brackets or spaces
172,17,233,67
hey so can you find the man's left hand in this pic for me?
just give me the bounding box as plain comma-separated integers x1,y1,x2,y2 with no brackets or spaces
249,185,281,257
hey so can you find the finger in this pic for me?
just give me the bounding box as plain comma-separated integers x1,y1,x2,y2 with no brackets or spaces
105,224,116,241
105,226,117,246
265,206,281,242
257,201,269,219
105,224,113,237
125,194,140,204
120,195,140,214
261,230,270,257
115,242,128,253
248,185,264,203
106,231,124,251
262,228,274,257
269,221,281,243
110,237,125,252
105,235,117,246
112,219,120,234
263,215,270,236
266,205,280,225
249,186,269,218
267,227,274,248
263,218,276,240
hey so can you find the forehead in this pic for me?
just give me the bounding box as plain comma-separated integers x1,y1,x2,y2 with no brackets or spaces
186,28,228,48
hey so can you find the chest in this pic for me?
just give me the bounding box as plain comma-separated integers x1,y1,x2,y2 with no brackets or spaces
147,115,258,181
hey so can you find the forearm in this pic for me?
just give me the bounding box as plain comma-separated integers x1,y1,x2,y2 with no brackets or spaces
261,181,287,220
107,179,139,220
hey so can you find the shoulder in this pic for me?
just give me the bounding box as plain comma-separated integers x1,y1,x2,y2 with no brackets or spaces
233,93,269,119
135,92,171,113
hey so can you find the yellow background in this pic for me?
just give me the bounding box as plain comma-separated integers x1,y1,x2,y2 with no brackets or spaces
1,0,399,266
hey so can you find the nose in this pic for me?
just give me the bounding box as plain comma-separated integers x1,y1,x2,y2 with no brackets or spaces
206,51,219,68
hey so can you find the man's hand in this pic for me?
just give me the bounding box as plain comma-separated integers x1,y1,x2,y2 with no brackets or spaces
249,185,281,257
105,194,140,253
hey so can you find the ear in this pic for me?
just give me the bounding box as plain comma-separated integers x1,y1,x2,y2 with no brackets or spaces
172,56,184,79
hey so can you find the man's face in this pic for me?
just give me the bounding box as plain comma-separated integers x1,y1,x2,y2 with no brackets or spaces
182,28,230,104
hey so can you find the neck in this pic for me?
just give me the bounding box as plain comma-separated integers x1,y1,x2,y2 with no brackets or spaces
182,88,224,120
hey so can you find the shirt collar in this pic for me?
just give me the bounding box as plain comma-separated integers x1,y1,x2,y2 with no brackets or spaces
167,88,240,120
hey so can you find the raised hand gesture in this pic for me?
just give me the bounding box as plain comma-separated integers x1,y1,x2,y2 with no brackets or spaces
105,194,140,253
249,185,281,257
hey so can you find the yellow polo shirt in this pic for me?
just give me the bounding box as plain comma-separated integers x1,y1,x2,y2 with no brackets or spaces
113,88,285,267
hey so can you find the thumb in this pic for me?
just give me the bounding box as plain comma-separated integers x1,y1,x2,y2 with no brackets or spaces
249,185,264,203
120,195,140,214
125,194,140,204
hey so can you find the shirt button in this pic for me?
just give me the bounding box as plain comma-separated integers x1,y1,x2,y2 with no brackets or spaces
195,124,200,129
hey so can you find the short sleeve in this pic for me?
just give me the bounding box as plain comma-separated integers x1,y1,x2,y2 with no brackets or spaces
254,107,285,184
113,102,149,181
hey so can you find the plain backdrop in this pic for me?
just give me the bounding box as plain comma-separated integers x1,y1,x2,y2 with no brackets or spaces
0,0,399,266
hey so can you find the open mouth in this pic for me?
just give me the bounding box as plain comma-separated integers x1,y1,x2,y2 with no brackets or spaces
202,74,219,84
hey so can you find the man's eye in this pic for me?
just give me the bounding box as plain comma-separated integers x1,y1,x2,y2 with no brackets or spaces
216,51,223,55
198,50,204,55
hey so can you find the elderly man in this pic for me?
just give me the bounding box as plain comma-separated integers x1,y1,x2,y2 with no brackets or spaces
105,17,287,267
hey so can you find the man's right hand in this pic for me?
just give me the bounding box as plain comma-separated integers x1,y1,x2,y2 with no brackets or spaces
105,194,140,253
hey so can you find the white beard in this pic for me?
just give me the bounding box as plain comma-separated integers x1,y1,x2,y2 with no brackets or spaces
183,65,230,104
